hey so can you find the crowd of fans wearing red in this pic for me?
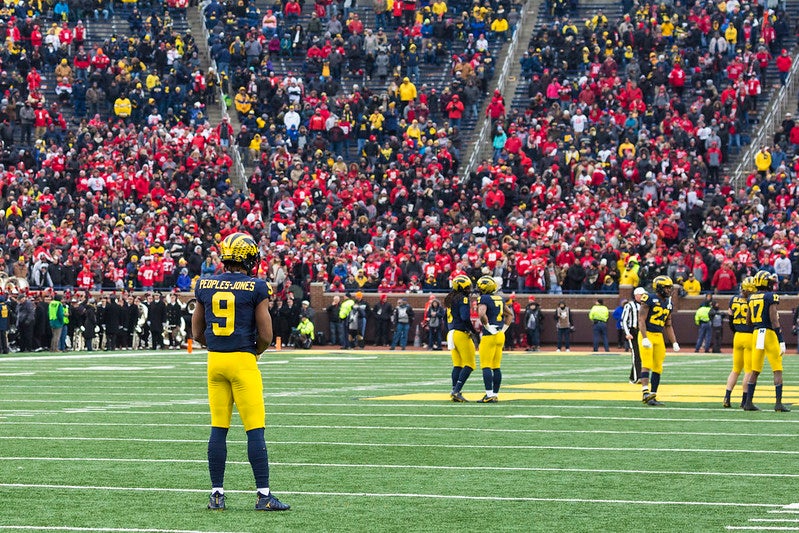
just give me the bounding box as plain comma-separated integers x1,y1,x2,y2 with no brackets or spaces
0,0,797,305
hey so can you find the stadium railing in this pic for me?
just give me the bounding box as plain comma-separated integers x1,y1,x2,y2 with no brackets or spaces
197,0,247,190
732,49,799,188
463,0,533,179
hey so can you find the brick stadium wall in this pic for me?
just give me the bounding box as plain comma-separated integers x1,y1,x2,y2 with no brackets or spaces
307,284,799,348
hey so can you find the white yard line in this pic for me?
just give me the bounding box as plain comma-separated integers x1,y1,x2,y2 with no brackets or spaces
2,435,799,454
0,402,790,413
0,483,780,508
4,419,799,439
725,526,799,531
3,457,798,479
0,525,246,533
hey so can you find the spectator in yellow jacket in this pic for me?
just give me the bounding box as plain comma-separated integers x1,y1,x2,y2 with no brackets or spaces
754,146,771,176
491,15,509,40
682,273,702,296
234,87,253,117
114,96,132,119
398,77,417,104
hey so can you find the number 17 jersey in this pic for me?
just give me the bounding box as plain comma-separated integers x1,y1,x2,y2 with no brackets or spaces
748,292,779,330
195,272,270,354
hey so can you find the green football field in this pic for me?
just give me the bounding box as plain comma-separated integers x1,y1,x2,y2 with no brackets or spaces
1,347,798,532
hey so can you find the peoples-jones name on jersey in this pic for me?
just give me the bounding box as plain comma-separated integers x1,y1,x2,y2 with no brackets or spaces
198,279,257,291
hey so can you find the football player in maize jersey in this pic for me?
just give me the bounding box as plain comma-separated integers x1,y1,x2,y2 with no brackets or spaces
192,232,291,512
744,270,790,412
446,274,478,402
724,276,755,408
637,276,680,406
476,276,514,403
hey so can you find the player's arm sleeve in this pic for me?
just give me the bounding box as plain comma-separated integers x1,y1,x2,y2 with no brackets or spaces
191,300,207,347
255,298,273,354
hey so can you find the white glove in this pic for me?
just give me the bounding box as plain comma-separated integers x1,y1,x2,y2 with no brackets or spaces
641,338,652,349
483,324,498,335
500,324,509,334
780,342,787,355
446,330,455,350
672,342,681,352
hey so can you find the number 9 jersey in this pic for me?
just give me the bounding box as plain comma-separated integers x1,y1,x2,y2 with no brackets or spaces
195,272,270,354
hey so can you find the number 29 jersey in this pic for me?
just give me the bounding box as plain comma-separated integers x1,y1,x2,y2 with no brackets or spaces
639,292,672,333
194,272,270,354
728,293,753,334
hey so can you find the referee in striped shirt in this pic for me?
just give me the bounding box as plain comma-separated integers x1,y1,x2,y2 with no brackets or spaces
622,287,647,384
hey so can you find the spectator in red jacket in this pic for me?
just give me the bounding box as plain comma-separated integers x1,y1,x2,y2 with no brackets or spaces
776,49,792,85
711,261,738,293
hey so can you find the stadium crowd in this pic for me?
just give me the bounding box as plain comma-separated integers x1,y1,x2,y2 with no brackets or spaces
0,0,795,353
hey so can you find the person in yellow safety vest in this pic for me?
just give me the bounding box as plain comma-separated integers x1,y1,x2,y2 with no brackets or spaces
48,293,65,352
114,95,132,119
289,315,316,349
589,298,610,352
694,299,712,353
338,294,355,349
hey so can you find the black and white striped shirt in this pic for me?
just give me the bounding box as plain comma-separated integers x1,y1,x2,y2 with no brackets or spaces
620,300,639,336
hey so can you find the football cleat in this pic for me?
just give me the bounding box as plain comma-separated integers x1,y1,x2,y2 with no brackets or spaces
478,395,498,403
208,491,226,511
450,392,469,403
646,399,665,406
642,391,657,403
255,492,290,511
775,403,791,412
722,399,731,408
743,402,761,411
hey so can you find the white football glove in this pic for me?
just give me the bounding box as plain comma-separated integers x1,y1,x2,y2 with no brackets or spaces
672,342,681,352
780,342,787,355
500,324,509,334
641,338,652,349
446,330,455,350
483,324,498,335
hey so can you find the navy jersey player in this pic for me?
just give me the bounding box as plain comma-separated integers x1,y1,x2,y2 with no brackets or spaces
724,276,755,408
192,232,291,511
476,276,513,403
637,276,680,406
744,270,790,412
446,274,477,402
